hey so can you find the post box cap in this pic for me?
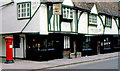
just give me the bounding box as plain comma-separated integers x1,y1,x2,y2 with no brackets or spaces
4,37,14,40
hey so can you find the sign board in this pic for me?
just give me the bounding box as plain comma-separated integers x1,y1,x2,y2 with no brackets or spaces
53,4,62,15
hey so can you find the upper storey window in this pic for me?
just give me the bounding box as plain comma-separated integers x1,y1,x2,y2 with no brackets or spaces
63,7,73,19
17,2,31,19
89,14,97,24
105,16,112,27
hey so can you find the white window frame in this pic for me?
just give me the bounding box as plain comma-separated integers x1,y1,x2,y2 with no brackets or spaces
89,14,97,24
64,36,70,49
63,7,73,19
17,2,31,19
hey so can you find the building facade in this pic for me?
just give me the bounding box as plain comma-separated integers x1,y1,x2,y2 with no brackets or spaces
0,0,120,60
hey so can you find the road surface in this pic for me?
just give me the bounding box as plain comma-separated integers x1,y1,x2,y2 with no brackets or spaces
50,57,118,69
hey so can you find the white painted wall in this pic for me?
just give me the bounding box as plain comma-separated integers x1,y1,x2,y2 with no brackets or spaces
0,35,2,57
90,4,98,14
61,22,71,32
88,4,103,34
89,16,103,34
104,17,118,34
40,4,48,35
2,0,40,34
23,4,40,33
78,12,88,34
72,10,77,32
62,0,73,6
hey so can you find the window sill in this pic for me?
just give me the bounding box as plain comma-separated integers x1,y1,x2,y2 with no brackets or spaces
17,17,31,20
89,23,97,27
61,18,73,22
105,26,112,28
82,48,92,51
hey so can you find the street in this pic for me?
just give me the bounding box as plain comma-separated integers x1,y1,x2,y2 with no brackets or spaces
50,57,118,69
1,52,119,71
1,57,119,71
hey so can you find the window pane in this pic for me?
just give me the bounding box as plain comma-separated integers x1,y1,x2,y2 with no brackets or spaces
18,14,20,17
24,13,26,17
22,13,24,17
27,13,30,16
22,4,24,8
27,4,30,7
18,5,20,9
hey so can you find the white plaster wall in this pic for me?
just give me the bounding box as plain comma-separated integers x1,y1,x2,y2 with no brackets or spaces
2,37,6,57
40,4,48,35
78,12,88,34
23,4,40,33
62,0,73,6
100,15,105,25
2,0,40,34
0,8,2,34
90,4,98,14
72,10,77,32
89,16,103,34
0,35,2,57
104,18,118,34
61,22,71,32
50,15,54,31
49,14,60,32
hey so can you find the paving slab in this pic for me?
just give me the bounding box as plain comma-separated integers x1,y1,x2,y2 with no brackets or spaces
0,52,119,69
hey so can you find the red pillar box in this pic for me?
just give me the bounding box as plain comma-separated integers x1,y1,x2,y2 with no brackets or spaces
4,37,14,63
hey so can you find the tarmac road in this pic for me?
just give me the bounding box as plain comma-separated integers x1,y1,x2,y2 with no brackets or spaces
50,57,118,69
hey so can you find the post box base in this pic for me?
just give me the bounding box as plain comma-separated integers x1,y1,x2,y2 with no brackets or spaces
5,60,14,64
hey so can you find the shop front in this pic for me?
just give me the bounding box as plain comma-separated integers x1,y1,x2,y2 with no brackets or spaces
112,35,120,52
81,36,98,56
26,34,64,61
99,35,113,54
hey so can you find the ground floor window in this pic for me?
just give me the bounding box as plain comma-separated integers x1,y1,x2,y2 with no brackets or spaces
82,36,92,51
103,37,111,50
64,36,70,49
113,36,120,47
26,36,56,51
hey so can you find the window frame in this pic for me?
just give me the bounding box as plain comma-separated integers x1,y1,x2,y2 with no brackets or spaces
62,7,73,19
105,16,112,28
89,13,97,27
82,36,92,51
17,2,31,20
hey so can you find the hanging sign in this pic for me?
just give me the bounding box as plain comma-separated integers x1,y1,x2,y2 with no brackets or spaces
53,3,62,15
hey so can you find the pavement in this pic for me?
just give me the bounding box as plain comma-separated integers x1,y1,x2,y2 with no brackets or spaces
0,52,119,69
